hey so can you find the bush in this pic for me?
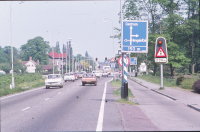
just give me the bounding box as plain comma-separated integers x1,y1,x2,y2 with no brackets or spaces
176,76,184,85
192,79,200,93
180,77,199,89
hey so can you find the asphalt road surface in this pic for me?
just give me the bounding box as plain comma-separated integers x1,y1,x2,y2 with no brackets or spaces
1,76,120,132
1,75,200,131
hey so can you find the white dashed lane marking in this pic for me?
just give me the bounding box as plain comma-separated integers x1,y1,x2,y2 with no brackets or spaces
58,92,61,94
21,107,30,111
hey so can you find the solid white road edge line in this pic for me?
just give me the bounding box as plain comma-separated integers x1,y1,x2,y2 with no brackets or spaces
21,107,30,111
96,78,113,131
0,86,44,100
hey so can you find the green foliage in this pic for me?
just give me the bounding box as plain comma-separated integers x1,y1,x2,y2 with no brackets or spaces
176,76,185,85
20,36,50,65
137,74,176,87
0,73,44,97
110,79,121,87
192,79,200,93
180,77,199,89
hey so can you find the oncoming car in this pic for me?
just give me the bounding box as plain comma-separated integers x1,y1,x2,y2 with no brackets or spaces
82,73,97,86
45,74,64,89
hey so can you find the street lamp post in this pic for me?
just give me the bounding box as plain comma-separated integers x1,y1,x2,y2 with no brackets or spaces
102,18,115,80
52,30,60,74
67,38,72,73
10,1,25,88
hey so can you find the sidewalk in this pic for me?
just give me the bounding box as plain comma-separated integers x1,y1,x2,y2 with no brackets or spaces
128,76,200,112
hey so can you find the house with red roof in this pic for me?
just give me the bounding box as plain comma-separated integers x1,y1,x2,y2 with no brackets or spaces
48,51,66,71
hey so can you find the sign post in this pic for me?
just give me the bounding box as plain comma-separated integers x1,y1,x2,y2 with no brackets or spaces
121,20,148,99
154,37,168,89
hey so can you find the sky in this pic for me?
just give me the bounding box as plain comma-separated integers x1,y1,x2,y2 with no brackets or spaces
0,0,122,62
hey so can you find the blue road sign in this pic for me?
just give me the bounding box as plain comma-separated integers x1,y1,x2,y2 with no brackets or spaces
122,20,148,53
110,62,116,68
130,57,137,65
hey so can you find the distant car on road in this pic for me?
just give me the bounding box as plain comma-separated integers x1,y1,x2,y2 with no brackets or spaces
78,71,86,78
102,71,108,77
64,73,75,82
92,71,102,78
82,73,97,86
73,72,78,80
45,74,64,89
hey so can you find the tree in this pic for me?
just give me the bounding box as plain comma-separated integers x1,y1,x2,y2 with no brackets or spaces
20,36,50,65
62,43,66,53
85,51,88,57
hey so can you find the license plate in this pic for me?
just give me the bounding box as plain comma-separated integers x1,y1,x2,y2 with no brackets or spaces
87,81,91,83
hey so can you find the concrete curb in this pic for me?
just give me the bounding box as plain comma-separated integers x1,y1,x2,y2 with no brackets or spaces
150,89,177,101
128,77,148,89
187,104,200,112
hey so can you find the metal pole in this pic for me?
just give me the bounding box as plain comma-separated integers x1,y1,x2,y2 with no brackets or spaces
10,2,15,88
66,42,68,74
129,53,131,78
62,50,63,76
69,41,70,73
160,64,163,89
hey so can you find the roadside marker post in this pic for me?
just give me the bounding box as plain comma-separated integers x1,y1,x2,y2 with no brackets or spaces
154,37,168,89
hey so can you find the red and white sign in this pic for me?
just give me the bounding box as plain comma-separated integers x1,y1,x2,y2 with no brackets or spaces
118,56,130,67
110,57,115,62
155,47,166,58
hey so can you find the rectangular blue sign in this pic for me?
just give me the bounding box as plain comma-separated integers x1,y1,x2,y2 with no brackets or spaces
122,20,148,53
130,57,137,65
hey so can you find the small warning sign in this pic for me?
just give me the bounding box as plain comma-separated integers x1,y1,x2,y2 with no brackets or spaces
110,57,115,62
156,47,166,58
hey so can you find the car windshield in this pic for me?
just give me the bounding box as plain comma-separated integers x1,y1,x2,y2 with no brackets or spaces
48,75,60,79
70,73,74,75
83,73,95,77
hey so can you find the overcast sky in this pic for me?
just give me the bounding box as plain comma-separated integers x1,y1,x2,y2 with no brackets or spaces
0,1,122,62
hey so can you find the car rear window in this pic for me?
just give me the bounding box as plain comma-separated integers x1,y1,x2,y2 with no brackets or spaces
48,75,60,79
83,73,95,77
65,73,70,76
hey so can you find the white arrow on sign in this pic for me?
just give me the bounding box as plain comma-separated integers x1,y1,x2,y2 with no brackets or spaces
131,34,139,37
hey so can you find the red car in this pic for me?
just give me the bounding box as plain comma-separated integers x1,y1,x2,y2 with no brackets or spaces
73,72,78,80
82,73,97,86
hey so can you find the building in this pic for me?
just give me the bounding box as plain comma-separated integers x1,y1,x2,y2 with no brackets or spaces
22,57,39,73
48,51,66,71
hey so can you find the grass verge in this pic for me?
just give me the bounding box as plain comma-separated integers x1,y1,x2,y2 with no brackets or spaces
111,79,137,105
137,74,176,87
0,73,45,97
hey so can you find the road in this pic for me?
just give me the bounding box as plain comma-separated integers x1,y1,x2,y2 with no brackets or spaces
1,75,200,131
1,76,123,132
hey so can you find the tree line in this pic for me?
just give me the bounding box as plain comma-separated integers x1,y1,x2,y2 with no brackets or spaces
0,36,94,73
115,0,199,76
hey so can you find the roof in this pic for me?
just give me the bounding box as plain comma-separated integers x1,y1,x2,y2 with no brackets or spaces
22,60,37,65
49,51,66,59
43,65,53,70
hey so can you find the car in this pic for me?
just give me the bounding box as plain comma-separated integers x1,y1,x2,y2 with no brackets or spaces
102,71,108,77
82,73,97,86
64,73,75,82
73,72,78,80
92,71,102,78
45,74,64,89
78,71,86,78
